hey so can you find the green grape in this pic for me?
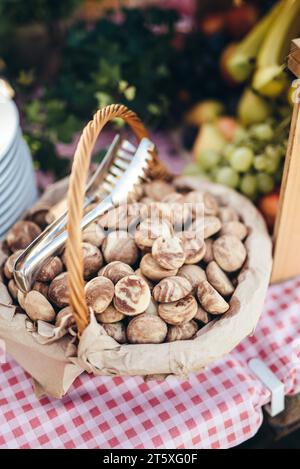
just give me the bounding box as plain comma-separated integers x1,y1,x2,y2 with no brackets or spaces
233,127,248,144
184,163,204,176
265,144,281,160
253,155,268,171
184,163,211,181
257,172,275,194
240,174,257,198
250,123,274,141
215,167,239,189
198,149,222,170
265,158,280,174
230,147,254,172
223,143,236,162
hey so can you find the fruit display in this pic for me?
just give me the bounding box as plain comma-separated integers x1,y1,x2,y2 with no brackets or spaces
1,5,237,181
258,191,280,229
1,1,297,230
252,0,300,97
182,0,299,227
223,1,283,84
1,179,250,345
223,0,300,97
184,95,289,203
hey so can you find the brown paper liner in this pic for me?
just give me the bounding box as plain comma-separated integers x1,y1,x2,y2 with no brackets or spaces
0,175,272,398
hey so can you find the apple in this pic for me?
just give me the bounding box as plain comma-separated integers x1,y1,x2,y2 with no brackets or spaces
216,116,242,141
259,192,280,230
185,100,224,126
220,43,240,86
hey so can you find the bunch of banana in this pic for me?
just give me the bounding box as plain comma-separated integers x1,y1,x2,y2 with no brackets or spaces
226,0,283,83
227,0,300,98
253,0,300,97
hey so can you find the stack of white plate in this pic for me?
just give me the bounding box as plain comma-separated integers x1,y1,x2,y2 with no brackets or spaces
0,91,38,239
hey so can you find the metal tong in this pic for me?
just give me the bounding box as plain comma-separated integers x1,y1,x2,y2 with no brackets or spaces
14,135,154,292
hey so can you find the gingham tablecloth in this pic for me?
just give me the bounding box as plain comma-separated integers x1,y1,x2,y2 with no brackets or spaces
0,276,300,449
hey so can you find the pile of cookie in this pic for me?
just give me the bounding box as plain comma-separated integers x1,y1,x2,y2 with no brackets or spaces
1,179,248,345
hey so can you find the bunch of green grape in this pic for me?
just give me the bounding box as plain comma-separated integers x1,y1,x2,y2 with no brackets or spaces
196,120,288,200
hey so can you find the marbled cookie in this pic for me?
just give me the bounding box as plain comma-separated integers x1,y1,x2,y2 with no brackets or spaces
166,320,198,342
140,254,178,281
180,234,206,264
152,236,185,270
102,231,139,266
153,276,192,303
213,235,247,272
37,256,63,282
218,206,239,223
103,322,127,344
99,261,134,284
127,313,167,344
24,290,55,322
85,277,114,314
203,239,214,263
97,304,125,323
6,221,41,252
194,306,210,324
197,280,229,314
48,272,69,308
3,250,23,279
206,261,234,296
114,275,151,316
144,180,174,201
220,221,248,240
158,294,198,325
135,218,173,249
177,264,206,291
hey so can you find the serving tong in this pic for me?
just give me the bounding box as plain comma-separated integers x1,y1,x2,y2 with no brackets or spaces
14,135,155,293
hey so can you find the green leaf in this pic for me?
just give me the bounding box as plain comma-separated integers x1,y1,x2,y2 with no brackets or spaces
123,86,136,101
56,114,82,143
147,103,161,115
95,92,113,108
24,100,45,124
44,99,66,123
118,80,128,92
17,69,35,87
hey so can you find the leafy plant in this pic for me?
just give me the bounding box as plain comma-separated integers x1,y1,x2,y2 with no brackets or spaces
48,8,179,128
1,5,233,180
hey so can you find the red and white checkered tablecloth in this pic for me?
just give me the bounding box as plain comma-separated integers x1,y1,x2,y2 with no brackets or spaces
0,276,300,449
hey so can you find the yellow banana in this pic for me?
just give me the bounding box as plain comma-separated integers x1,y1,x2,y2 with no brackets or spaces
253,0,300,97
227,0,284,83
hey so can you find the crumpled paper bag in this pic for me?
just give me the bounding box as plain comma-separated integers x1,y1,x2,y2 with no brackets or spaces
0,176,272,398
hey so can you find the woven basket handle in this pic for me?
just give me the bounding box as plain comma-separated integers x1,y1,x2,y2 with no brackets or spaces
65,104,160,334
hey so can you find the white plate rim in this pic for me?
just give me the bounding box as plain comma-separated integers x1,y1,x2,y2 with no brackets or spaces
0,98,19,160
0,156,35,216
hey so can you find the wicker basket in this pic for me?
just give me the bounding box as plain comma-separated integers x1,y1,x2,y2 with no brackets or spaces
0,104,272,398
